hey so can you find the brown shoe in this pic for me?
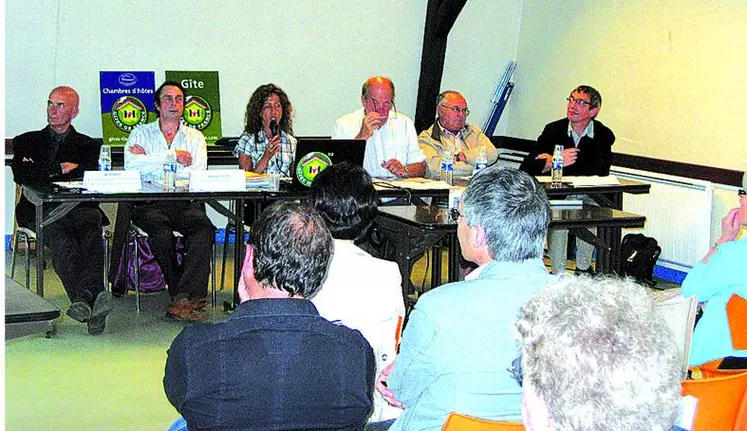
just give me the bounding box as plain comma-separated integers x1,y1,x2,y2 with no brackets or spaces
166,299,205,321
188,298,208,310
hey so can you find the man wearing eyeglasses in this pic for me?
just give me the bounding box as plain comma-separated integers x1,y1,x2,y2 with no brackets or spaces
418,90,498,179
520,85,615,275
332,76,426,179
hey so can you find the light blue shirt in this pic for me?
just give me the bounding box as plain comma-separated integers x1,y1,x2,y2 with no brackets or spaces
681,238,747,365
387,259,549,430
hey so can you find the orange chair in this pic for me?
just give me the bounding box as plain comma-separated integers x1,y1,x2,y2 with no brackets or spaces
727,294,747,350
681,371,747,430
441,412,525,430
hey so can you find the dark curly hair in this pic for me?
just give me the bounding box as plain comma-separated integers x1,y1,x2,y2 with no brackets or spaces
243,84,294,138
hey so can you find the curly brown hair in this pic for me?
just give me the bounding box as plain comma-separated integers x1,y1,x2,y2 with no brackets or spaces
243,84,294,138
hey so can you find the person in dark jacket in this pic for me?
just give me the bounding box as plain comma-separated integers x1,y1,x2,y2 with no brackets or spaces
520,85,615,274
164,201,375,430
11,86,112,335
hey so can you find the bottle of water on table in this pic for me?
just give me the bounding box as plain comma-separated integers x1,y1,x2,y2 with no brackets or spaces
163,149,177,190
473,145,488,175
440,148,454,185
551,144,564,188
98,145,112,171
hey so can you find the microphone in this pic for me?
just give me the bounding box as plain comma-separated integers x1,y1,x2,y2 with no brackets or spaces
269,119,279,138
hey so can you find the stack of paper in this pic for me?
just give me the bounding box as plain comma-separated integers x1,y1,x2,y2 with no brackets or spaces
245,172,272,189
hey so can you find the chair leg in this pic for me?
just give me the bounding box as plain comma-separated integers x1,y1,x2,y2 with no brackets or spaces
23,235,32,290
220,229,230,290
133,235,141,313
103,233,110,292
10,232,20,279
211,241,217,308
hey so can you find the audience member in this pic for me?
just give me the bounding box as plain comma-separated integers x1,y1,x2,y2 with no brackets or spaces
234,83,296,176
11,86,112,335
124,81,214,321
519,85,614,275
164,201,375,430
418,90,497,179
516,276,682,430
309,162,406,422
374,166,551,430
333,76,426,179
682,170,747,365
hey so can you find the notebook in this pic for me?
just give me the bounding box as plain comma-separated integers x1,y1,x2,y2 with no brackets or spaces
289,138,366,190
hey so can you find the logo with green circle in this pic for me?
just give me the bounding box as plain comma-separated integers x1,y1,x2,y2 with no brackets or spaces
182,95,212,130
111,96,148,132
295,152,333,187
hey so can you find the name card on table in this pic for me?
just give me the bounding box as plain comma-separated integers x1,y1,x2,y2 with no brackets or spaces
189,169,246,192
83,170,142,192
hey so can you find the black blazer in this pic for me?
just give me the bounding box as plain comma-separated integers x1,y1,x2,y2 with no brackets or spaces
11,125,103,227
519,118,615,177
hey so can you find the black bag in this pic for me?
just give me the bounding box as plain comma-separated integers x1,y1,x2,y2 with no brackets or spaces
620,233,661,287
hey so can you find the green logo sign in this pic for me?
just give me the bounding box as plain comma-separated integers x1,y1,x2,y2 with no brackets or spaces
295,152,333,187
111,96,147,132
183,95,212,130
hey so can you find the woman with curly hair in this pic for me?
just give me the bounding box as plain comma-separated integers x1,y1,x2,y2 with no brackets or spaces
234,84,296,175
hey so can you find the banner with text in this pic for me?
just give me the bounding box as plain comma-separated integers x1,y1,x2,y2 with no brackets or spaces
100,71,156,146
165,71,222,145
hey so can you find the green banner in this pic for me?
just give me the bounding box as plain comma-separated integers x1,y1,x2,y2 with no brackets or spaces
165,71,222,145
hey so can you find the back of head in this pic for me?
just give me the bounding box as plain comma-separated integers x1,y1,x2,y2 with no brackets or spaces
251,201,333,297
462,166,550,262
516,276,682,430
309,162,378,240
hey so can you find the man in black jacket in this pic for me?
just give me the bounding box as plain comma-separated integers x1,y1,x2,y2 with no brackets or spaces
520,85,615,274
11,86,112,335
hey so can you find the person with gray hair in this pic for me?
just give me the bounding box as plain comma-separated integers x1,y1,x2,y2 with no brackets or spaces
371,166,551,430
516,276,682,431
164,201,376,430
418,90,498,179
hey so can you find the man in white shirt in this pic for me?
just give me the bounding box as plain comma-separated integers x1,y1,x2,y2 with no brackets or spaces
124,81,214,321
332,76,426,179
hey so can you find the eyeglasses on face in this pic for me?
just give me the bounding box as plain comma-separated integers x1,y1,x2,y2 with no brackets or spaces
440,104,470,116
739,189,746,196
369,98,394,112
566,96,593,108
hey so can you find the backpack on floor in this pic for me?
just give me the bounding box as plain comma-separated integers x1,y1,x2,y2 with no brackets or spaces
112,235,185,295
620,233,661,288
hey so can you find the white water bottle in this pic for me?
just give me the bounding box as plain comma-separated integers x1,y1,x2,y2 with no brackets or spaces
98,145,112,171
473,145,488,175
163,149,177,190
551,145,564,188
440,147,454,185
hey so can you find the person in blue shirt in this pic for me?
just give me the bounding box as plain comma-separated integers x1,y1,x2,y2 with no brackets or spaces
682,171,747,365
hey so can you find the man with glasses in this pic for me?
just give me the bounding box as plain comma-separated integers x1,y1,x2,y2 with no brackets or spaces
418,90,498,179
332,76,426,179
520,85,615,275
371,167,551,430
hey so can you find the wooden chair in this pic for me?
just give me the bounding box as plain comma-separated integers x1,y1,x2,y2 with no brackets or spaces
681,371,747,430
441,412,525,430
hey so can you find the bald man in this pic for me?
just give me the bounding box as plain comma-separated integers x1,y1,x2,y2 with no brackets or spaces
332,76,426,179
11,86,112,335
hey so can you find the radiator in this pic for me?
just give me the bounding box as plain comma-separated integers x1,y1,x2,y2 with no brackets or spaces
612,167,713,272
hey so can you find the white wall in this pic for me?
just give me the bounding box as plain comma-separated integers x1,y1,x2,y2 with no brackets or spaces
4,0,524,235
5,0,522,139
507,0,746,171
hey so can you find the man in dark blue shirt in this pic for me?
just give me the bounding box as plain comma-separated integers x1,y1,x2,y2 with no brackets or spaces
164,201,375,430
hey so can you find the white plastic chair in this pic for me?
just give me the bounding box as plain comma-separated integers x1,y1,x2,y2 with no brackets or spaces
653,289,698,377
